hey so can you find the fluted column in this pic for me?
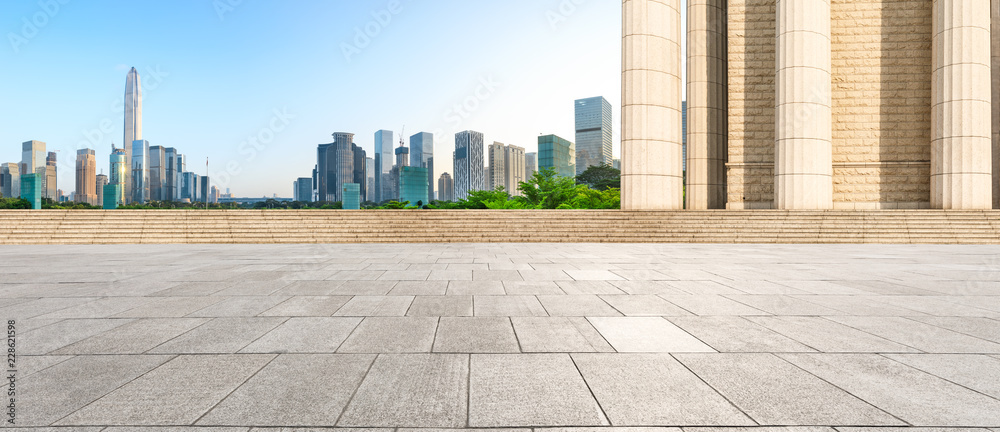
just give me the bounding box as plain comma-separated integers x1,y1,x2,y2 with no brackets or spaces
686,0,728,209
774,0,832,210
932,0,993,209
622,0,683,210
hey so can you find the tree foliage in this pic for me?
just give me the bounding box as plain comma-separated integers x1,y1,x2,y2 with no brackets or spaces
576,164,621,191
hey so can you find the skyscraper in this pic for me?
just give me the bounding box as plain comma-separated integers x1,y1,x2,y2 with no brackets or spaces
438,172,454,202
353,143,368,202
374,130,394,202
487,142,505,192
124,67,142,200
574,96,613,175
45,152,57,200
164,148,177,202
294,178,312,202
538,134,576,178
96,174,108,207
131,140,150,203
21,141,46,191
109,144,128,206
1,163,19,199
400,166,429,206
317,133,356,202
365,157,375,202
199,176,211,204
174,153,186,201
74,149,97,205
454,130,485,200
504,144,526,196
410,132,435,203
526,152,538,180
148,146,166,201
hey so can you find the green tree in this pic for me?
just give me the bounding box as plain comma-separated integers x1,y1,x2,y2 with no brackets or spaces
457,188,511,209
576,164,621,191
518,167,578,209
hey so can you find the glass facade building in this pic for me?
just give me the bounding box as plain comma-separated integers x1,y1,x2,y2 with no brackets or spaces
538,134,577,178
317,133,355,202
45,152,57,200
410,132,434,202
1,163,20,199
294,178,312,202
164,148,177,202
454,130,485,200
21,141,47,197
124,67,142,201
365,157,375,202
75,149,97,205
131,140,150,203
96,174,108,207
574,96,613,175
342,183,361,210
109,145,128,206
437,172,454,202
20,173,41,209
374,130,394,202
102,184,121,210
400,166,429,206
175,154,186,201
148,146,166,201
525,152,537,180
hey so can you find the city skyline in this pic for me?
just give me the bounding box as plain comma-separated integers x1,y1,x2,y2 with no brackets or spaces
0,1,641,197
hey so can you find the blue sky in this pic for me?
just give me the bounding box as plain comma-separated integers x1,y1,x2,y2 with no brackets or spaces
1,0,636,197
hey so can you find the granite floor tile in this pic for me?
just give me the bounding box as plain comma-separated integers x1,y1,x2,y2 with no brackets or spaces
724,295,842,316
665,281,747,295
113,296,226,318
426,270,474,281
536,295,622,316
573,353,754,426
599,295,691,316
211,280,295,296
337,317,438,353
18,354,75,378
271,280,347,296
609,280,688,295
517,270,574,282
609,269,673,281
791,295,927,317
327,270,386,281
565,270,626,281
747,317,919,353
469,354,607,427
511,317,614,353
32,297,154,319
241,317,362,353
588,317,715,353
329,281,398,296
434,317,520,353
474,270,524,281
827,316,1000,353
886,296,999,317
52,318,209,354
377,270,430,281
188,296,289,317
474,295,548,316
258,296,352,316
334,296,414,316
20,318,133,355
198,354,375,426
338,354,468,427
659,295,770,316
407,295,474,316
906,316,1000,343
502,281,565,295
557,281,626,295
148,317,286,354
388,281,449,295
448,281,506,295
668,316,817,353
2,297,101,319
57,354,275,426
884,354,1000,399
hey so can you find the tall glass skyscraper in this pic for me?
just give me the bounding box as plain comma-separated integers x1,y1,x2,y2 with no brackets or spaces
454,130,485,200
164,148,177,202
175,153,186,201
131,140,150,203
374,130,394,202
75,149,97,205
45,152,57,200
1,163,20,199
148,146,166,201
526,152,538,180
20,141,46,197
109,144,128,206
574,96,613,175
538,134,576,178
410,132,434,202
317,133,359,202
124,67,142,200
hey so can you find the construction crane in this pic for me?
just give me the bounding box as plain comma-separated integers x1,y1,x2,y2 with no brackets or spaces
398,126,406,149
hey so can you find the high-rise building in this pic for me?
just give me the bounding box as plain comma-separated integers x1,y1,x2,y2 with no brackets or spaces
179,172,198,202
374,130,394,202
124,67,142,200
102,184,120,210
538,134,576,178
317,133,357,202
294,177,312,202
45,152,57,200
487,142,505,192
342,183,361,210
410,132,434,203
20,174,41,209
525,152,538,180
199,176,211,204
574,96,613,175
613,158,621,170
96,174,108,206
504,144,526,196
1,163,20,199
438,172,454,202
400,166,429,206
164,148,177,202
454,130,485,200
174,153,186,201
74,149,97,205
210,186,220,204
148,146,166,201
352,143,368,202
109,144,128,206
131,140,150,203
365,157,375,202
20,141,46,195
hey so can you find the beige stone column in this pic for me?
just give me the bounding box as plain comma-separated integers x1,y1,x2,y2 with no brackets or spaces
932,0,993,209
774,0,833,210
686,0,727,209
622,0,683,210
990,0,999,209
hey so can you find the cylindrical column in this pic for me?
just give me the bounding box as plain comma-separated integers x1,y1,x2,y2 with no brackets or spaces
622,0,683,210
932,0,993,209
686,0,728,209
774,0,832,210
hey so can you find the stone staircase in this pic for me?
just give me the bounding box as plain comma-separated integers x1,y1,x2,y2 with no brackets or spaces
0,210,998,244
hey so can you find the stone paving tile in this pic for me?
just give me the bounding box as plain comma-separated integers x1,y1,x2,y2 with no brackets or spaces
258,296,352,316
52,318,209,354
329,281,399,296
20,318,133,355
32,297,155,319
884,354,1000,399
518,269,574,282
474,270,525,281
448,281,506,295
188,296,289,317
906,316,1000,343
113,296,227,318
18,355,75,378
668,316,816,353
832,280,941,296
573,353,754,426
827,316,1000,353
148,317,286,354
389,281,450,295
426,269,474,281
511,317,614,353
150,282,230,297
337,317,438,353
470,353,607,427
474,295,548,316
782,353,1000,426
676,353,903,425
665,280,747,295
241,317,361,353
19,354,172,426
378,270,430,281
339,354,468,427
774,280,874,295
609,269,674,281
212,280,296,296
791,295,927,316
536,295,622,316
589,317,715,353
716,280,810,295
271,280,347,296
327,270,385,281
659,295,770,316
600,295,692,316
609,280,688,295
886,296,999,317
557,281,627,294
334,296,414,316
407,295,474,316
198,354,375,426
57,354,275,426
565,270,626,281
746,317,919,353
434,317,520,353
0,297,100,319
724,295,843,316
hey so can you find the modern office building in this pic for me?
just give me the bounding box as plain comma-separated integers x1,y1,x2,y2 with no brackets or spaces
174,153,186,201
504,144,526,196
21,140,46,196
20,174,41,209
342,183,361,210
210,186,220,204
109,145,128,206
102,184,120,210
613,159,621,170
96,174,108,207
294,178,312,202
131,140,150,203
74,149,97,205
539,134,577,178
1,163,19,199
454,130,485,200
525,152,537,180
353,143,368,202
374,130,394,202
164,148,177,202
317,133,364,202
124,67,142,200
148,146,166,201
574,96,613,175
410,132,434,202
45,152,57,200
365,157,375,202
438,172,454,202
400,166,429,206
179,172,199,202
487,142,505,192
199,176,211,204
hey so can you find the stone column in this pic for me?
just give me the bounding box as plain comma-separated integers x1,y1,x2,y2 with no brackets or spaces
622,0,683,210
932,0,993,209
774,0,833,210
686,0,728,209
990,0,999,209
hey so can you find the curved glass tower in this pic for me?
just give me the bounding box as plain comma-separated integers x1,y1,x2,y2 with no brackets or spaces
124,67,142,202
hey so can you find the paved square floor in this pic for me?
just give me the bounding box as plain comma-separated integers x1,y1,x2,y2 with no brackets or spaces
3,243,1000,430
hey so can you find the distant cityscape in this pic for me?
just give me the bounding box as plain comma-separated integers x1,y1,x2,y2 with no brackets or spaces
0,68,690,209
